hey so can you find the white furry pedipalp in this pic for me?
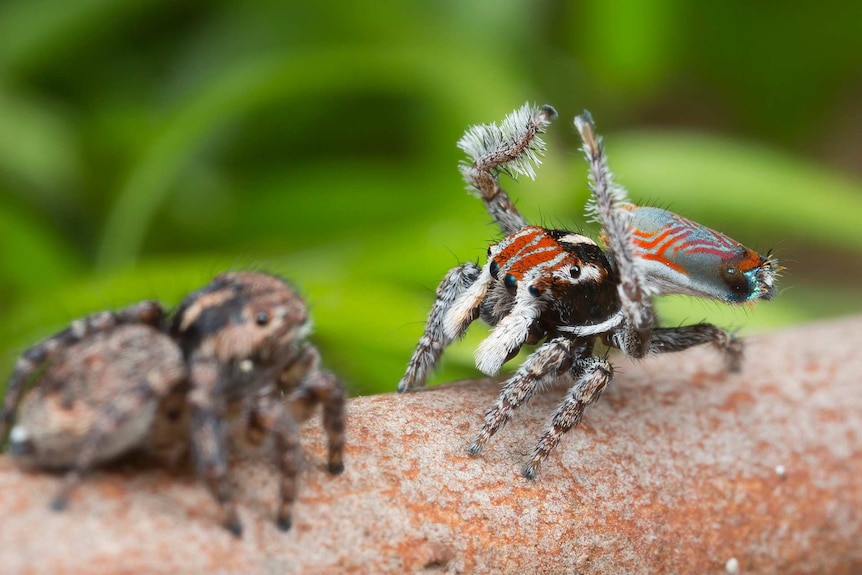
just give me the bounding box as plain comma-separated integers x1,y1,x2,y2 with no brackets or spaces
475,295,542,375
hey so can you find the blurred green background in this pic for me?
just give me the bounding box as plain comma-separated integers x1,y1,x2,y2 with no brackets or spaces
1,0,861,397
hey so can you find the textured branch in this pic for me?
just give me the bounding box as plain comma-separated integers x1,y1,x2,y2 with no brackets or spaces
1,317,860,574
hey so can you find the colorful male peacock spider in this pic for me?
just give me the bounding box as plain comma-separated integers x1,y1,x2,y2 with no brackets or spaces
0,271,346,537
397,103,778,479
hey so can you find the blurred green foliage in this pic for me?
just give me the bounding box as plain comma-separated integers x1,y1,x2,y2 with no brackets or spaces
1,0,861,396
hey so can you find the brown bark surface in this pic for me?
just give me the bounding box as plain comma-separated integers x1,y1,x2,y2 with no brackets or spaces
1,316,860,574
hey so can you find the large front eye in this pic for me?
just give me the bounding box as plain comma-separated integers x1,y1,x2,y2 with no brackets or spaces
255,311,270,326
570,265,581,278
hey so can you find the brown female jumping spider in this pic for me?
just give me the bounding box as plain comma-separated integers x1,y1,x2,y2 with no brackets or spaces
398,104,778,479
0,272,345,537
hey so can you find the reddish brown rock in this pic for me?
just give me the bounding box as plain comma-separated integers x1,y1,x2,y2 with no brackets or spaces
1,317,860,574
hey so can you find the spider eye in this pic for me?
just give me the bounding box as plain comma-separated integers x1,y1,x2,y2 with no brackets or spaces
489,260,500,278
570,265,581,278
528,285,542,297
255,311,270,326
504,273,517,288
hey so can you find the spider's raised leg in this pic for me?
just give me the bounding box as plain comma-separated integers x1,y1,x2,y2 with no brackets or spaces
458,103,557,235
523,355,613,479
398,262,487,392
251,394,302,531
575,113,656,353
282,345,346,474
1,301,164,443
468,337,583,456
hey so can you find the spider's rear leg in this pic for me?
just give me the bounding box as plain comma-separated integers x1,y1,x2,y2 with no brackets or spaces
282,345,346,475
468,337,581,457
1,301,164,443
523,355,612,479
251,394,302,531
647,323,743,372
398,261,486,392
609,322,743,372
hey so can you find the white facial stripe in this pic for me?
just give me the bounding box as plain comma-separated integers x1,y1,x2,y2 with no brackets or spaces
503,245,559,273
495,227,547,263
547,261,603,285
557,233,596,246
491,227,535,256
520,251,569,283
579,264,604,283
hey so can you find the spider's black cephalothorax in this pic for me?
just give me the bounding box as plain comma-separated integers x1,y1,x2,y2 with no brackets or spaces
398,104,778,478
1,271,345,537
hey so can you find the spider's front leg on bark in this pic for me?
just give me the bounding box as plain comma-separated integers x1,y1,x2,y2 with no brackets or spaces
468,337,587,457
281,344,347,475
398,262,484,393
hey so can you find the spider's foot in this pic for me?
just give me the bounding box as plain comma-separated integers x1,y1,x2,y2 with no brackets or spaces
49,494,69,512
522,461,541,481
396,377,416,394
327,453,345,475
398,367,432,393
49,479,76,512
467,439,484,456
221,507,243,538
224,518,243,538
724,339,744,373
276,513,292,532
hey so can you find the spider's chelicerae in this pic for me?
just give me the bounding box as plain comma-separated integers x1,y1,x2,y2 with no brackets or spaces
398,104,778,479
0,271,346,537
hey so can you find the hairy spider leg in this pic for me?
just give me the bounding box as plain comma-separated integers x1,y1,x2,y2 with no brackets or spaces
187,355,242,536
458,103,557,235
469,337,586,457
643,324,742,371
524,355,613,479
398,262,484,392
250,393,302,531
282,345,346,474
575,112,656,353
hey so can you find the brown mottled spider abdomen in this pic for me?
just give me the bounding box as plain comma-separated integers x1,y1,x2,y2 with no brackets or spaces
9,324,186,469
